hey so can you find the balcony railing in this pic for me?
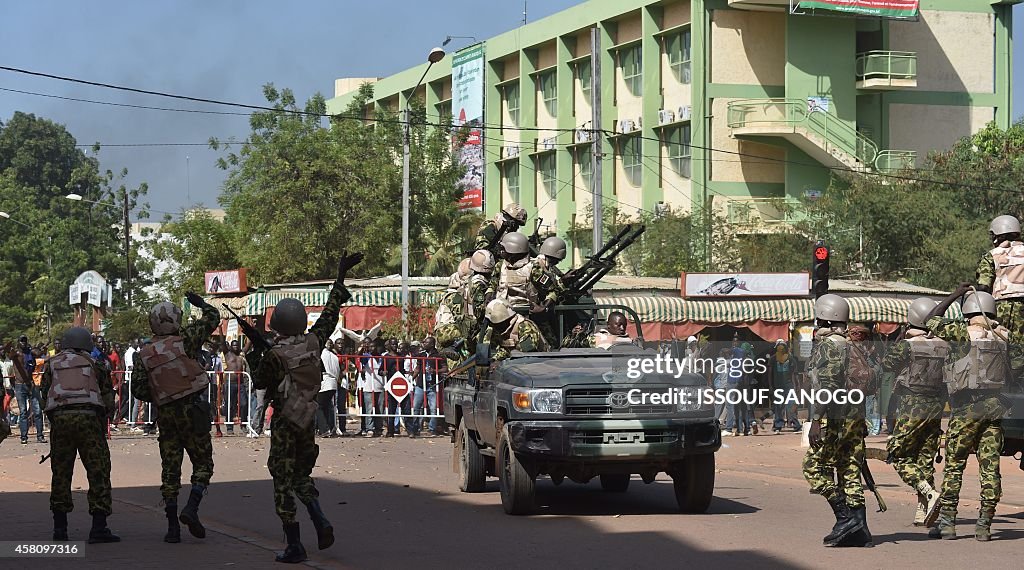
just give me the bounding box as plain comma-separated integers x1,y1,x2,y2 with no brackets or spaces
856,51,917,89
873,150,917,173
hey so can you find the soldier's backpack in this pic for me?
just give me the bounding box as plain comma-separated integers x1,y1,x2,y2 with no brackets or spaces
846,343,879,396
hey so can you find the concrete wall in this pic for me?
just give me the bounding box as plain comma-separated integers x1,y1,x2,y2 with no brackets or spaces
889,10,994,93
710,10,786,86
616,14,642,44
663,1,691,29
709,98,785,184
888,104,994,164
334,77,378,98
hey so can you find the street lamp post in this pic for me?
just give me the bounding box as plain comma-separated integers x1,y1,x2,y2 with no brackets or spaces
401,46,446,327
66,192,132,307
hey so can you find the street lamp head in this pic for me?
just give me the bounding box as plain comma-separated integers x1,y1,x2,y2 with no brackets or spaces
65,193,83,201
427,47,446,64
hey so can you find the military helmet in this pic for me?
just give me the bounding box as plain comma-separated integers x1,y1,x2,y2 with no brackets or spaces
485,298,515,323
539,236,567,262
270,298,308,336
457,257,472,279
61,327,94,352
149,302,183,335
447,272,465,291
469,249,495,273
907,297,938,328
989,214,1021,237
500,232,529,255
814,294,850,323
962,291,997,318
501,203,528,225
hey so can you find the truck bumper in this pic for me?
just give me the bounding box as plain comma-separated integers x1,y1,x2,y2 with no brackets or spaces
506,419,721,460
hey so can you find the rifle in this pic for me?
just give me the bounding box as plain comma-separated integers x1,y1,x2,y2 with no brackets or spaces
561,225,646,303
860,458,887,512
222,305,273,353
527,217,544,254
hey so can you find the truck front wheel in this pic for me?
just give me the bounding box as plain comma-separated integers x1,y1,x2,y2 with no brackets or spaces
457,421,486,493
671,454,715,513
497,427,536,515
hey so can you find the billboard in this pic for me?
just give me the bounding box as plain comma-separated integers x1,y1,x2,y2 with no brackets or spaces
205,269,248,294
797,0,919,19
451,44,485,211
682,272,809,298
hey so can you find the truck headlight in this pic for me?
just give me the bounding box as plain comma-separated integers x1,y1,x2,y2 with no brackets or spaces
512,389,563,413
676,386,702,412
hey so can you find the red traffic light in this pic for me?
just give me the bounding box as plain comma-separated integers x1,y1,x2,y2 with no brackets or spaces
814,246,829,261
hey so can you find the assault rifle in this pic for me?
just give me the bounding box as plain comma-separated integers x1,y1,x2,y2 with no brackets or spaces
560,225,646,303
860,458,887,512
527,217,544,256
222,305,273,353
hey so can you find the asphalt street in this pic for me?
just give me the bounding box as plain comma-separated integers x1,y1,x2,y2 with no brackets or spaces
2,426,1023,569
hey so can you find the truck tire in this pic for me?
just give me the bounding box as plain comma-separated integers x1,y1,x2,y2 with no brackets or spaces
599,474,631,492
671,454,715,513
457,422,486,493
497,427,535,515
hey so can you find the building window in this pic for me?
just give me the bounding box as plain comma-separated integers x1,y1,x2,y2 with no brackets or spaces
504,83,520,127
504,160,520,204
575,58,592,106
620,136,642,187
435,100,452,122
538,71,558,118
619,45,642,97
666,30,692,84
538,153,556,198
666,124,691,178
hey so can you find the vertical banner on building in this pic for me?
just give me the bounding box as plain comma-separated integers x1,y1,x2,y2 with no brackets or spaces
797,1,919,19
452,44,485,211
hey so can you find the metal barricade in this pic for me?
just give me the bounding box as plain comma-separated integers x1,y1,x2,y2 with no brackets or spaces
340,354,447,436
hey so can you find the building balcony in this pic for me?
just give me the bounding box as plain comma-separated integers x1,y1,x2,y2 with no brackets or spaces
873,150,917,173
856,51,917,90
726,0,789,11
725,197,804,226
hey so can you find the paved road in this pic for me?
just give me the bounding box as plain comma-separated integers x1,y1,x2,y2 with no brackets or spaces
2,428,1023,569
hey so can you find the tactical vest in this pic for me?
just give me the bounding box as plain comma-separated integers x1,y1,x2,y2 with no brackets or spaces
806,329,847,392
990,241,1024,300
270,333,322,429
434,289,464,328
462,274,489,319
139,337,211,406
592,330,635,349
44,351,102,412
495,315,527,350
497,258,533,307
894,330,949,393
943,320,1009,395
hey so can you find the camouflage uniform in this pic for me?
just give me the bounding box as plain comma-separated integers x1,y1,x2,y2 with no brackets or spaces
475,221,504,255
977,250,1024,340
132,304,220,501
486,315,549,361
881,340,945,490
802,331,867,510
41,353,116,515
461,273,491,347
926,316,1008,519
529,256,566,347
251,283,349,524
434,289,466,348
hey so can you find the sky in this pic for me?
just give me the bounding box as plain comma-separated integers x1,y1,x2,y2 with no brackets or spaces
0,1,1021,219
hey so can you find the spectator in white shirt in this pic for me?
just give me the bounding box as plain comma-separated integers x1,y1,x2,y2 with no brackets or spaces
317,340,340,437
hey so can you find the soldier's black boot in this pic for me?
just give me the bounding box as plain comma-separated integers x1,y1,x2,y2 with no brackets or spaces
275,522,307,564
178,484,206,539
52,511,68,541
164,499,181,543
304,499,335,550
836,506,874,547
823,496,863,546
87,513,120,544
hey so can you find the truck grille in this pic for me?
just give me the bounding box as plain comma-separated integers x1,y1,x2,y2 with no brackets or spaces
569,429,679,445
564,387,674,416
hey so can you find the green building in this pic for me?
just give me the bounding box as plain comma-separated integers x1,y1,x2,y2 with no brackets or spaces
327,0,1017,255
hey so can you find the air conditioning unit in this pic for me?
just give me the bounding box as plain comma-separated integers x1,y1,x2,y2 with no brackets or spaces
574,129,593,143
505,145,520,159
617,119,635,134
658,109,675,125
542,137,556,151
678,105,692,121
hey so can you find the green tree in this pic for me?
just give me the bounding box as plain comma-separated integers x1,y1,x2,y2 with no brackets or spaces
0,112,149,339
146,207,240,300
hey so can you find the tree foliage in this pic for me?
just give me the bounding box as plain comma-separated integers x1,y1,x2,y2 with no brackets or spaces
0,112,149,340
146,207,240,301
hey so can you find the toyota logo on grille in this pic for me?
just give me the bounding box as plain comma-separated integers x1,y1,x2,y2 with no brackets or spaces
608,392,630,409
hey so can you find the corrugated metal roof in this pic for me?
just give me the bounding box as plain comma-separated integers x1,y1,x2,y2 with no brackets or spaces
827,279,947,295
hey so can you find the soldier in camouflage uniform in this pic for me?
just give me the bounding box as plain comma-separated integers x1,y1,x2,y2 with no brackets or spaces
484,298,549,361
434,261,471,349
924,284,1011,541
487,232,536,310
41,327,119,544
587,311,640,349
462,249,495,347
528,236,568,347
249,251,362,564
802,294,871,548
132,292,220,543
976,215,1024,340
475,203,527,256
880,297,945,526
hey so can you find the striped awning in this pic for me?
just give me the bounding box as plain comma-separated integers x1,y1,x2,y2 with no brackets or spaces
245,288,406,314
595,296,962,325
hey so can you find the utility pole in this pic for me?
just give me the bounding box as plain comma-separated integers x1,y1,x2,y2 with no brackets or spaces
590,26,603,252
123,191,132,308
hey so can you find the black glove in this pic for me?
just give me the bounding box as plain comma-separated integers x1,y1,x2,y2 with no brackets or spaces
185,291,208,308
336,250,365,283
